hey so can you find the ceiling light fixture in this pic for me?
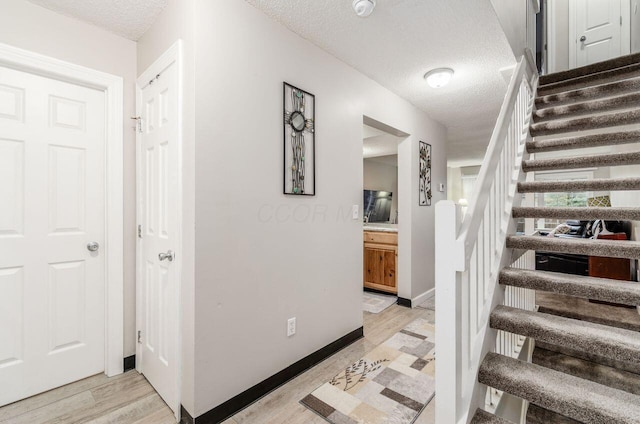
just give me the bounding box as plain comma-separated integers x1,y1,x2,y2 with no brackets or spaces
424,68,454,88
352,0,376,17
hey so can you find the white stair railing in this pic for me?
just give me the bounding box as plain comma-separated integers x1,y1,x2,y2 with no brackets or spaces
435,51,538,424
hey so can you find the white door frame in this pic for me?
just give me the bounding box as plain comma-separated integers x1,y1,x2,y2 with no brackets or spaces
0,42,125,377
135,40,183,419
568,0,631,68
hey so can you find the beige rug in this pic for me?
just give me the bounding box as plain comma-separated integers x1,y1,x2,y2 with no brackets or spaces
301,318,435,424
362,292,397,314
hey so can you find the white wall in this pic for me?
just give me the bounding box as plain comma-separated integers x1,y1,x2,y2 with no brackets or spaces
549,0,571,72
491,0,529,57
191,0,446,416
137,0,197,414
364,157,399,222
0,0,138,356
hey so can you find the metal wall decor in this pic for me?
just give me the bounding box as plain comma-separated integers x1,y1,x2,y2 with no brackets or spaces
419,141,432,206
283,82,315,195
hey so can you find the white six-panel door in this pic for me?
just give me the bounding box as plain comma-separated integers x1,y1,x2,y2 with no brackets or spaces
574,0,623,66
137,51,180,416
0,65,106,406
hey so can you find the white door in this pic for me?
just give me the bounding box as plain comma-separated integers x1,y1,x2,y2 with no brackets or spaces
573,0,623,66
137,53,180,415
0,65,105,406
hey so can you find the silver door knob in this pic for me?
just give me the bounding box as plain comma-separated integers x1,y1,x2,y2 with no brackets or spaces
87,242,100,252
158,250,175,262
580,35,586,42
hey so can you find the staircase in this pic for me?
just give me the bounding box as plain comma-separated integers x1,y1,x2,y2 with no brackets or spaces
469,54,640,423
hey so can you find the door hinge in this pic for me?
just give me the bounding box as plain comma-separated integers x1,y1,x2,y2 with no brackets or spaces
138,224,143,239
131,116,143,133
621,15,623,25
137,330,142,344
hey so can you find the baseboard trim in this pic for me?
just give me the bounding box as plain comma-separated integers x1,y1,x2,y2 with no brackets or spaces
412,288,435,309
397,297,412,308
181,406,195,424
123,355,136,372
187,326,364,424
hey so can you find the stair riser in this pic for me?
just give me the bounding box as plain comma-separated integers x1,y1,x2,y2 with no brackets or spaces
539,53,640,85
533,94,640,123
537,65,640,97
532,348,640,396
512,207,640,221
499,269,640,306
536,78,640,110
478,353,640,423
530,109,640,137
506,237,640,260
517,178,640,193
522,152,640,172
526,130,640,153
490,307,640,365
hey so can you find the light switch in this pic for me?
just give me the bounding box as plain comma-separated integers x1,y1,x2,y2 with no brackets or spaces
352,205,359,220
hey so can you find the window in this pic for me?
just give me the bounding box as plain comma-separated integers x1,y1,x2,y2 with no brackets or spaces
534,170,594,230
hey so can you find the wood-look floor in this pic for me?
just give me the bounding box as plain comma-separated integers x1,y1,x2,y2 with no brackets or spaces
0,301,436,424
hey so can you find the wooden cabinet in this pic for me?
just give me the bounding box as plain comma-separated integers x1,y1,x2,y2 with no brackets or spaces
363,231,398,294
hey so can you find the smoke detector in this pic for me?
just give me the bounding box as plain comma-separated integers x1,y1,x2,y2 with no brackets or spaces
352,0,376,17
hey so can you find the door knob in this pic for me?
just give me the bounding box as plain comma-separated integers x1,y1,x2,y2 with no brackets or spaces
580,35,586,42
87,242,100,252
158,250,175,262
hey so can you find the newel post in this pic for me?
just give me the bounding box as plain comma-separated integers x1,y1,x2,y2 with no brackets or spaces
435,200,464,424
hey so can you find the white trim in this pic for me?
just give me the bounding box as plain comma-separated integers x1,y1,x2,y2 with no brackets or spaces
135,40,183,421
0,42,125,377
622,0,632,55
546,0,558,73
569,0,577,69
411,288,435,309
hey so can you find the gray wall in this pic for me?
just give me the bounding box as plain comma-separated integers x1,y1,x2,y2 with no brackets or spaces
491,0,528,57
191,0,446,416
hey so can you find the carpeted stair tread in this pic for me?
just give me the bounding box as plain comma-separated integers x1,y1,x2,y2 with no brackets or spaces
522,151,640,172
478,352,640,423
499,268,640,306
537,62,640,97
506,235,640,259
469,409,515,424
512,206,640,221
539,52,640,86
536,76,640,109
533,92,640,123
529,108,640,137
526,404,581,424
517,177,640,193
532,347,640,396
526,129,640,153
537,304,640,333
537,340,640,375
490,306,640,364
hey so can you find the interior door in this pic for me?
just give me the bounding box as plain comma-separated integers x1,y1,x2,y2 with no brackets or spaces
574,0,623,66
0,65,105,406
137,55,180,415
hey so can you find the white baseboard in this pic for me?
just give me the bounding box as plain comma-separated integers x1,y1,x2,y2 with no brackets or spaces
411,288,435,308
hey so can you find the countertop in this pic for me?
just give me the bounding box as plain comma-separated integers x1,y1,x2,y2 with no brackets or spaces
363,223,398,233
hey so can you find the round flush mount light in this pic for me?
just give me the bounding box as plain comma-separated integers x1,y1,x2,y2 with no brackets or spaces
352,0,376,17
424,68,454,88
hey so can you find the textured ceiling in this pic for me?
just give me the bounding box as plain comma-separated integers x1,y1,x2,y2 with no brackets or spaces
27,0,168,40
246,0,517,164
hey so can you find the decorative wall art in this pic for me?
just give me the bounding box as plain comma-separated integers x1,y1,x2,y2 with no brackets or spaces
283,82,315,195
419,141,432,206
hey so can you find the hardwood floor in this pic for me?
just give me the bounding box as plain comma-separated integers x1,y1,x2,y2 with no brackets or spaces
0,301,436,424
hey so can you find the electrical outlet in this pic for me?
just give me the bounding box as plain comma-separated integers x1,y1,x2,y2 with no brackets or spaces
287,317,296,337
352,205,359,220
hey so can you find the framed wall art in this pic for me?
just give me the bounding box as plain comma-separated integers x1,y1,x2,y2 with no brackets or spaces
419,141,432,206
283,82,315,195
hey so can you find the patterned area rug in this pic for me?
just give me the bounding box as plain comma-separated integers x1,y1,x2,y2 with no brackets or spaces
362,292,397,314
301,318,435,424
